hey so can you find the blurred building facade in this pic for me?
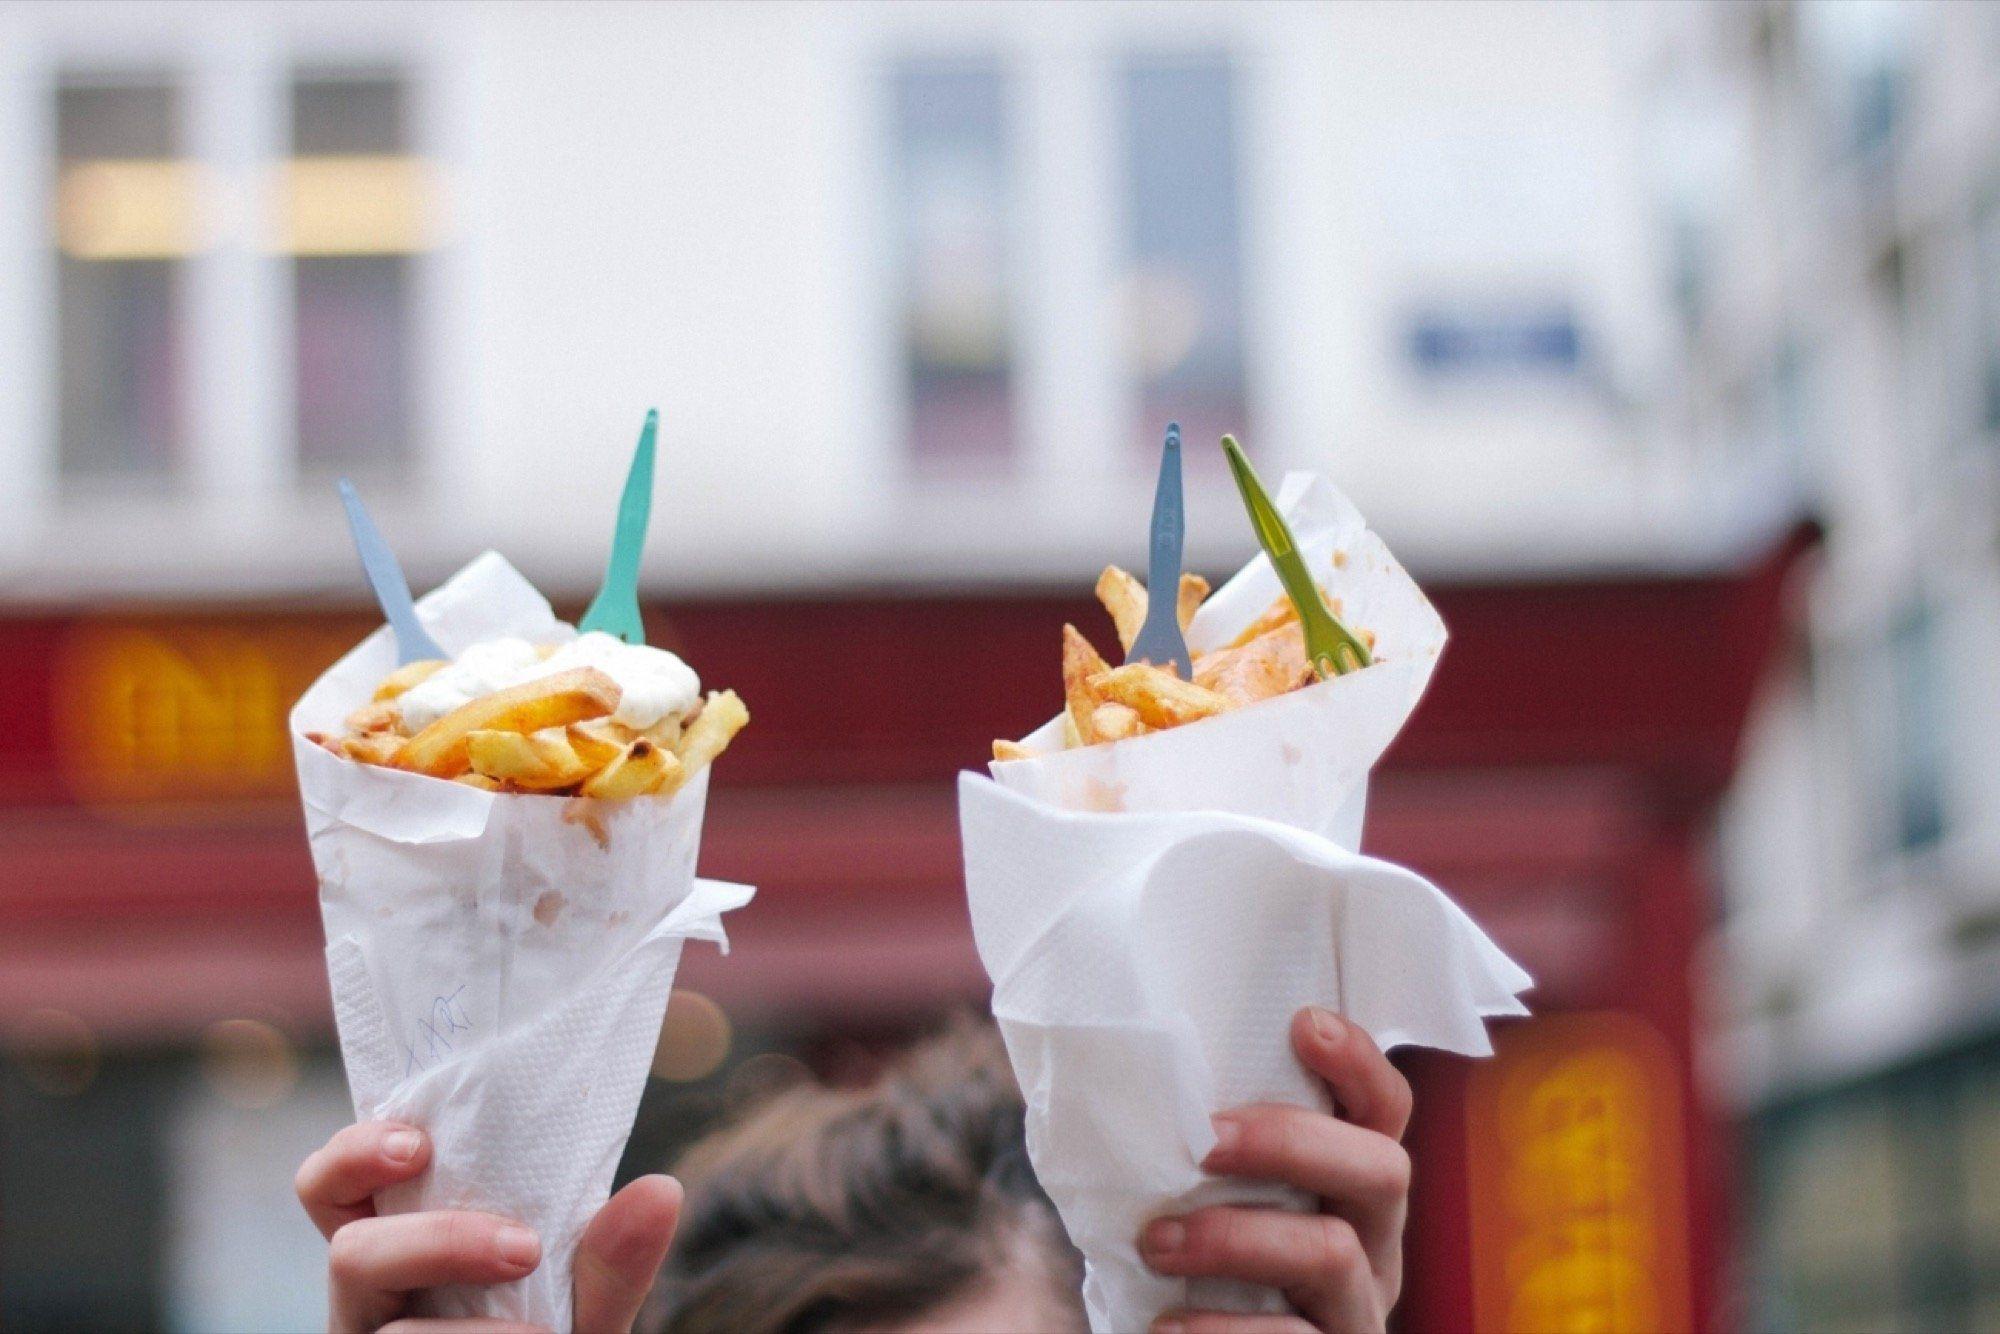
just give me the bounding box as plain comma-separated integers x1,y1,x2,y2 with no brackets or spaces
0,3,1863,1332
1643,2,2000,1330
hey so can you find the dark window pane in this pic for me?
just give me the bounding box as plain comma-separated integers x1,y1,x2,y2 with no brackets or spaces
1891,603,1945,851
295,256,414,472
57,80,175,160
1122,56,1248,454
54,76,187,481
293,74,405,155
290,73,417,475
890,58,1014,473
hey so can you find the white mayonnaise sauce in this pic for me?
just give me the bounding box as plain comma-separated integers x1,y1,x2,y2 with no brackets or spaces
396,631,700,732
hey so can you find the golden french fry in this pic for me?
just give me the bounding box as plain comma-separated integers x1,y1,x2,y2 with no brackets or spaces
567,717,636,769
338,731,406,766
1177,573,1209,631
1196,621,1313,708
344,699,402,735
455,772,504,791
468,726,593,791
1223,592,1301,650
1088,663,1231,729
582,737,678,800
372,658,448,702
1061,710,1084,749
1095,567,1148,654
397,667,621,778
673,690,749,788
1061,625,1111,746
992,739,1036,763
1090,700,1145,741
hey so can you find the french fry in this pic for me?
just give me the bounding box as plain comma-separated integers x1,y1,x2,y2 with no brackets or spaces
674,689,749,786
344,699,402,735
1195,621,1313,708
1061,625,1111,746
1177,573,1209,630
1061,710,1084,749
372,658,447,702
455,772,504,791
338,731,407,766
992,739,1036,763
1096,567,1148,654
1223,592,1300,650
396,667,621,779
468,726,594,791
567,716,636,769
581,737,678,800
1090,700,1145,741
1097,566,1209,654
1088,663,1232,729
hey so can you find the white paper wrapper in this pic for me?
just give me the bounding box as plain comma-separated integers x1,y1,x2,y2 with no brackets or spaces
959,474,1531,1333
291,552,753,1329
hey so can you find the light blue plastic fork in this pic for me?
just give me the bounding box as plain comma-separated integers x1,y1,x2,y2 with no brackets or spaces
338,478,446,665
1127,422,1194,678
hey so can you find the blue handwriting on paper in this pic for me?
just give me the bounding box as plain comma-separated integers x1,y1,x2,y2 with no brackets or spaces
403,985,472,1078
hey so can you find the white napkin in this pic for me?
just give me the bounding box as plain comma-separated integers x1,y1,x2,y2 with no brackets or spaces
291,552,753,1330
960,474,1530,1333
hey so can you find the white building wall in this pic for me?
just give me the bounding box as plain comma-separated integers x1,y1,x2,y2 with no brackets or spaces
1663,0,2000,1101
0,0,1748,604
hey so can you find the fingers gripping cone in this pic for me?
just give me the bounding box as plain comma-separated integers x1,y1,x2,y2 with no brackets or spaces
293,553,752,1328
960,474,1530,1333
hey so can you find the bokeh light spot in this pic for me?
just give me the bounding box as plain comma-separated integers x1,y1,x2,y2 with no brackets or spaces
7,1007,99,1097
651,989,732,1083
198,1018,299,1109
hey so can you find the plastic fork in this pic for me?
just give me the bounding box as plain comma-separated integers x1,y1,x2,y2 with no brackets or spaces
338,478,447,666
1220,434,1373,678
578,409,658,645
1127,422,1194,678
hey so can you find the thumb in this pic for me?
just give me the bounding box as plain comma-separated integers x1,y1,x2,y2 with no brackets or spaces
571,1174,682,1333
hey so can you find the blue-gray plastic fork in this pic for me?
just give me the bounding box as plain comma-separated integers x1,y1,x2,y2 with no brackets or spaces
1127,422,1194,678
338,478,446,665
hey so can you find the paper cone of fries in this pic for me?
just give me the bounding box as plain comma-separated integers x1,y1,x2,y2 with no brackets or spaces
958,474,1531,1333
291,552,753,1329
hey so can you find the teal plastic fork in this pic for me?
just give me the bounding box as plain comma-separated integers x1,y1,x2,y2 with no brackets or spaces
1220,434,1373,678
579,409,658,645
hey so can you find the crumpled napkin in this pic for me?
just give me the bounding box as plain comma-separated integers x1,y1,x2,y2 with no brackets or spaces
291,552,753,1329
959,474,1530,1332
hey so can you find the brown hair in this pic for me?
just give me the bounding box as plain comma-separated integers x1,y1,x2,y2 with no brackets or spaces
646,1018,1084,1334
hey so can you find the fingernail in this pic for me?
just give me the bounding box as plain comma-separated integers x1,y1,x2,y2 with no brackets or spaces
1311,1006,1345,1045
496,1225,540,1270
383,1130,422,1163
1206,1116,1241,1162
1141,1218,1186,1260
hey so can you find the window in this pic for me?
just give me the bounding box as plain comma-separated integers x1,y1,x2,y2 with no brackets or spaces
1119,55,1248,455
287,71,426,475
53,74,192,481
1974,200,2000,437
889,58,1015,474
1890,601,1946,853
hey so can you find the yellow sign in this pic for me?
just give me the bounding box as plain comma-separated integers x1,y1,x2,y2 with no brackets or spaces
1466,1013,1692,1334
54,618,364,812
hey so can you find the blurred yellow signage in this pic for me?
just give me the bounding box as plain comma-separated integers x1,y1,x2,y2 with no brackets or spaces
1466,1012,1691,1334
55,618,361,811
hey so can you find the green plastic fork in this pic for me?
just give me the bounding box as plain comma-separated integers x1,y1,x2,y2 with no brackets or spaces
1220,434,1373,678
578,409,659,645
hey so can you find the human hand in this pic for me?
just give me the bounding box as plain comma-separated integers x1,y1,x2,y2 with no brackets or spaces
1139,1007,1413,1334
295,1121,681,1333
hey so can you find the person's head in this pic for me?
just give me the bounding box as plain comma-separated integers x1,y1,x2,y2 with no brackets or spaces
646,1017,1085,1334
